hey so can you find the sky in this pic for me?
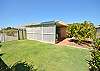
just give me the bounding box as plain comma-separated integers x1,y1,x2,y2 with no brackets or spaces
0,0,100,27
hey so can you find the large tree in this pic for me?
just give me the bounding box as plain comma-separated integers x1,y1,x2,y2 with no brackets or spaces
67,21,96,43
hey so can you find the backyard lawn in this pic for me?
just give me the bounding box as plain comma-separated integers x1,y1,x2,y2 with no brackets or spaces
0,40,89,71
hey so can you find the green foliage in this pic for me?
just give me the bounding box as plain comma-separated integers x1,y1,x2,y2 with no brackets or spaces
0,57,11,71
88,39,100,71
0,29,17,36
5,27,12,30
3,27,17,30
11,61,37,71
67,21,96,43
4,29,17,36
95,38,100,49
88,49,100,71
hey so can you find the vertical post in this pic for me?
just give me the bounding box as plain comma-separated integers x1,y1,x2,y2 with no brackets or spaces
24,29,27,39
42,24,43,41
18,29,20,40
22,29,24,40
54,25,56,44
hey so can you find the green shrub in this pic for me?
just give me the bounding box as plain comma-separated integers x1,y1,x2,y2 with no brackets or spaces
95,38,100,50
11,61,37,71
88,39,100,71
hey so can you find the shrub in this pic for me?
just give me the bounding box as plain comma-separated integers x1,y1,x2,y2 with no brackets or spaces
95,38,100,50
11,61,37,71
88,39,100,71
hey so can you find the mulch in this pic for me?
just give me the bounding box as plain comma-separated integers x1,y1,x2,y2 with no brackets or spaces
57,38,89,48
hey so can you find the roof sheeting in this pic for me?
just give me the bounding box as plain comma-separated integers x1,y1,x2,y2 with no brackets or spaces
25,21,68,27
96,26,100,29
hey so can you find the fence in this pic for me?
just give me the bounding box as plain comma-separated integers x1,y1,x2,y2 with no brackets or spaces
0,29,26,42
0,34,17,42
18,29,27,40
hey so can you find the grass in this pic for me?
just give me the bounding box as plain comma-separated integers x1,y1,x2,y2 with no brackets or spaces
0,40,90,71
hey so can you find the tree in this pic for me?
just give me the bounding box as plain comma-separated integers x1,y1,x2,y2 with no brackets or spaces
67,21,96,44
0,27,17,36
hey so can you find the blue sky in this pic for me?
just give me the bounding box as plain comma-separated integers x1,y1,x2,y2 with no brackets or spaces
0,0,100,27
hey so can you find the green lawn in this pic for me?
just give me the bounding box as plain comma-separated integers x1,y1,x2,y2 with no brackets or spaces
0,40,89,71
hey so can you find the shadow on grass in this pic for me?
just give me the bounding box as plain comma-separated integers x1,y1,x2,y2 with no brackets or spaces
0,57,37,71
0,44,11,71
0,45,2,47
0,58,11,71
0,58,37,71
0,53,5,56
0,44,37,71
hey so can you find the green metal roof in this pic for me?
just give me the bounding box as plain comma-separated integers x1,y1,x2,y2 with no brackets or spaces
25,21,67,27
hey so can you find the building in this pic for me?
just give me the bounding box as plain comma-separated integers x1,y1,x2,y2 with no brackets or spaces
96,26,100,38
26,21,68,44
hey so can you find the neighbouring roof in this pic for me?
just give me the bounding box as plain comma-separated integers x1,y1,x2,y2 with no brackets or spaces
96,25,100,29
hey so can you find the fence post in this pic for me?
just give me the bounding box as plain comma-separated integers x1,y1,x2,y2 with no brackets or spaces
42,24,43,41
18,29,20,40
24,29,27,39
22,29,24,40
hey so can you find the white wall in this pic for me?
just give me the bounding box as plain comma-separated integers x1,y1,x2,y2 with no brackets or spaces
26,25,56,43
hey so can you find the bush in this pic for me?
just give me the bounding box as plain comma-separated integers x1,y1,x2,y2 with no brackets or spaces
11,61,37,71
88,39,100,71
95,38,100,50
0,56,11,71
